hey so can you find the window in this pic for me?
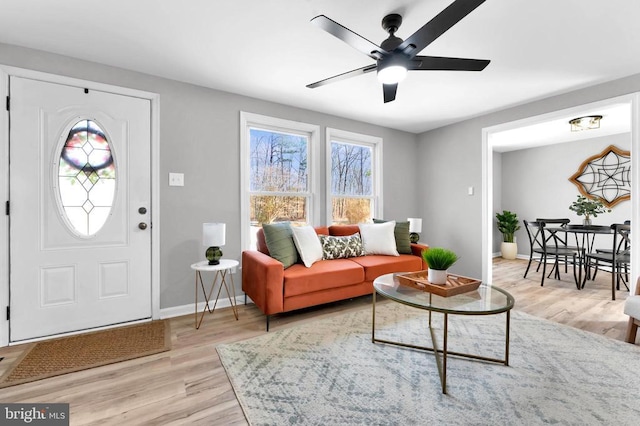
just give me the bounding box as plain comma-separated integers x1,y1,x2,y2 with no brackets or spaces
327,128,382,225
56,119,116,237
240,112,320,250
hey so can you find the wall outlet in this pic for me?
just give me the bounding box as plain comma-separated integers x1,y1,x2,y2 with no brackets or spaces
169,173,184,187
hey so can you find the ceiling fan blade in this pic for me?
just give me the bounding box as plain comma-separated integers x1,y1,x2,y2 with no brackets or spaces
383,84,397,103
396,0,486,58
307,64,377,89
410,55,490,71
311,15,386,60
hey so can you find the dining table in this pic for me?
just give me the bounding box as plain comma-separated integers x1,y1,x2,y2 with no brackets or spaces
545,224,614,289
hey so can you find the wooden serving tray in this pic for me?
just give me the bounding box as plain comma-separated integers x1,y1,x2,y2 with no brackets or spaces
394,270,481,297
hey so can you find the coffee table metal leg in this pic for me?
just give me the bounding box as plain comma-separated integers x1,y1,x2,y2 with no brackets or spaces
428,312,447,394
505,310,510,366
371,290,377,343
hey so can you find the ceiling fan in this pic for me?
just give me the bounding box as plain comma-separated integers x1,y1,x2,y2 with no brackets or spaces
306,0,491,103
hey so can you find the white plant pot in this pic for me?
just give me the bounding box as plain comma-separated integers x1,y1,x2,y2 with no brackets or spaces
428,268,448,285
500,242,518,260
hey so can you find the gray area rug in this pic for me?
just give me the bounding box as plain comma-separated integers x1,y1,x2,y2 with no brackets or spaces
217,302,640,425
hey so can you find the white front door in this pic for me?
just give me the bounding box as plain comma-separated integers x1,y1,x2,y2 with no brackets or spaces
9,76,152,342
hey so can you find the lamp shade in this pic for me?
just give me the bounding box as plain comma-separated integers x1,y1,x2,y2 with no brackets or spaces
203,223,225,247
408,218,422,233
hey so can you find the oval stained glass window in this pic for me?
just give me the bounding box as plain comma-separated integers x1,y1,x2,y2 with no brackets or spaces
57,119,116,236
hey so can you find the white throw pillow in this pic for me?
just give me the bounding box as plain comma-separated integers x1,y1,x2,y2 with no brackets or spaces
291,225,324,267
358,221,400,256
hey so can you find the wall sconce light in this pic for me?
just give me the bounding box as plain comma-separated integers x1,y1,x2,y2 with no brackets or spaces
407,217,422,243
203,223,225,265
569,115,602,132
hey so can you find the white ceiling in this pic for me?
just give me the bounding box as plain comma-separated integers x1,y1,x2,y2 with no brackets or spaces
491,103,632,152
1,0,640,134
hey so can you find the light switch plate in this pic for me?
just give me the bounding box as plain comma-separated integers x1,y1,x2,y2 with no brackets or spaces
169,172,184,186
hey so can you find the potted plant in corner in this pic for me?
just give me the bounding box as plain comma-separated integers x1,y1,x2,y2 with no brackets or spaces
496,210,520,260
422,247,459,285
568,195,611,226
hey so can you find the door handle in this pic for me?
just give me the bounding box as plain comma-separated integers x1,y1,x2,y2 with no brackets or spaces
138,222,148,230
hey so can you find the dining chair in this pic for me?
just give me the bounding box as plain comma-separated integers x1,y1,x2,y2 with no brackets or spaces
523,220,578,287
536,218,578,273
583,223,631,300
624,277,640,344
585,220,630,281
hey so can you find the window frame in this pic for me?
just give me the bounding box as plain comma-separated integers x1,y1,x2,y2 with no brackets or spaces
240,112,320,251
326,127,383,225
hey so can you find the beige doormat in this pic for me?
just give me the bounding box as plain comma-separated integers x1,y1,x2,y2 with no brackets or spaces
0,320,171,388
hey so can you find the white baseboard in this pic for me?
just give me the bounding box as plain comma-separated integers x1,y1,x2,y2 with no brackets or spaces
160,294,252,319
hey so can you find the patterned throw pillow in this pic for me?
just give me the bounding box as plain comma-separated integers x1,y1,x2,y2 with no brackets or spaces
320,234,364,260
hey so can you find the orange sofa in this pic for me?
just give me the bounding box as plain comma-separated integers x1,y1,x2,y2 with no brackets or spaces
242,225,428,330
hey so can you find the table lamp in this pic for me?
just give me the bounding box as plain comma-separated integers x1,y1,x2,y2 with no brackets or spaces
408,218,422,243
203,223,225,265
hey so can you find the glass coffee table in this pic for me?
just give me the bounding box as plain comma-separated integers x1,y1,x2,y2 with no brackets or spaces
372,273,515,394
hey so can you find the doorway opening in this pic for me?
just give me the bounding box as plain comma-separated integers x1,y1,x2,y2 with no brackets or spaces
482,94,640,294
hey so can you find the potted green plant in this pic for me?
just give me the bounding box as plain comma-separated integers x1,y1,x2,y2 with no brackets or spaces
568,195,611,226
495,210,520,260
422,247,459,284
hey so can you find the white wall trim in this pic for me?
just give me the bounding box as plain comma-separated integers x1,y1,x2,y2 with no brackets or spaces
0,65,161,346
239,111,321,251
482,93,638,293
160,295,247,320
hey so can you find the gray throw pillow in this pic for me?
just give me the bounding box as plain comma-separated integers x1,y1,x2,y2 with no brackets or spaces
262,222,298,269
373,219,412,254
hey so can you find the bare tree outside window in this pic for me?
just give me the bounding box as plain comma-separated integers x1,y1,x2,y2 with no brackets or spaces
249,129,309,226
330,141,373,224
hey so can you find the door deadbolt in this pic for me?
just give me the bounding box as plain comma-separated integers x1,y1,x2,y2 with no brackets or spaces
138,222,148,230
138,207,147,214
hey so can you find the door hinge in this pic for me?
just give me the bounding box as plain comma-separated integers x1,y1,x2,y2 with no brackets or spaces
6,306,9,321
5,96,8,111
5,200,8,216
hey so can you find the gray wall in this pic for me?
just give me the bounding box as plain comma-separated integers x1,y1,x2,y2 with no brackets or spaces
0,42,420,309
418,73,640,278
499,133,631,256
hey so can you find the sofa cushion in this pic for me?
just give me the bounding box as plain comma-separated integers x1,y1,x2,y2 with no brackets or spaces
373,219,412,254
283,259,365,297
359,221,399,256
262,222,298,269
291,225,323,268
320,234,364,259
349,254,423,282
329,225,360,237
624,295,640,318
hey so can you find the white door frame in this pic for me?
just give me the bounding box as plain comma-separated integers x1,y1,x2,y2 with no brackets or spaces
0,65,161,346
481,93,640,295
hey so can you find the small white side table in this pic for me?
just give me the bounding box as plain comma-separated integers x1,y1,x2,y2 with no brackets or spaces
190,259,239,329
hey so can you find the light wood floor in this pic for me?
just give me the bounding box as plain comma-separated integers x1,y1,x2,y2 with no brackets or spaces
0,258,634,425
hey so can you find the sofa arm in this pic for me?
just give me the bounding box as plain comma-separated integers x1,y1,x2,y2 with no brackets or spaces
242,250,285,315
411,243,429,270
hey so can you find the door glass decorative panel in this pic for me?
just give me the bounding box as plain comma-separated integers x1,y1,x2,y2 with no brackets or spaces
57,119,116,236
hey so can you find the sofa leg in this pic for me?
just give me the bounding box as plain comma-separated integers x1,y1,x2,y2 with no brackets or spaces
244,294,247,305
266,315,270,332
626,317,638,344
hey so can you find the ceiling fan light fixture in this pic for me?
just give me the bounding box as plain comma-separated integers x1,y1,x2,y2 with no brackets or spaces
377,65,407,84
569,115,603,132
